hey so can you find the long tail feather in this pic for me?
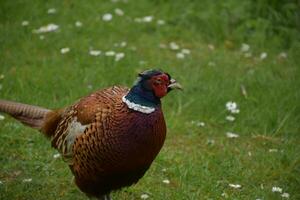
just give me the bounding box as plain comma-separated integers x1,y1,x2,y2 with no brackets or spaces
0,99,51,129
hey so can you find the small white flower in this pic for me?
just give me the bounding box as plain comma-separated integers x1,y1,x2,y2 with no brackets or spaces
157,19,165,25
47,8,57,14
169,42,179,50
140,194,149,199
226,101,239,114
221,192,228,198
161,168,167,172
60,47,70,54
115,52,125,61
121,41,127,47
256,199,262,200
231,109,240,114
229,183,242,189
89,50,101,56
272,186,283,193
114,8,124,16
282,192,290,198
0,180,3,184
260,52,268,60
241,43,250,52
226,115,235,122
22,178,32,183
53,153,61,159
226,132,239,138
87,84,93,89
21,21,29,26
142,16,153,22
269,149,278,152
176,52,185,59
39,35,45,40
226,101,237,111
105,51,115,56
196,122,205,127
181,49,191,54
102,13,113,21
75,21,83,27
33,23,59,34
162,179,170,184
0,114,5,120
0,74,4,79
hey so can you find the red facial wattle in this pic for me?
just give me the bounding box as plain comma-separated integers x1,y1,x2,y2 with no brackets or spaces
151,74,170,98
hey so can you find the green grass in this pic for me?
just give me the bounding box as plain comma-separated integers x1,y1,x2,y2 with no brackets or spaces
0,0,300,199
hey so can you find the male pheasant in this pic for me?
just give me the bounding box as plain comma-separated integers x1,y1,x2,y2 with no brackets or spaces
0,69,182,200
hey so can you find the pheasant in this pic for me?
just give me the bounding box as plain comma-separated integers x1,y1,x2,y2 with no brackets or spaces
0,69,182,200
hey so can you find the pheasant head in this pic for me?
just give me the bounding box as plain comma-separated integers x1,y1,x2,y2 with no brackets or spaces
123,69,182,113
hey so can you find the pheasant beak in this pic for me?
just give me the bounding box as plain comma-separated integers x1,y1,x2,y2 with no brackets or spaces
168,78,183,90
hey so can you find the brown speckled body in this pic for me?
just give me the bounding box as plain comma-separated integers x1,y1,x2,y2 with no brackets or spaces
45,86,166,197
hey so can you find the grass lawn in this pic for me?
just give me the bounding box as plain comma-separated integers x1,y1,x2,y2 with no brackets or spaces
0,0,299,199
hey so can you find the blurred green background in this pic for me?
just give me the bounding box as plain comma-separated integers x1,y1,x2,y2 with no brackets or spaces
0,0,299,199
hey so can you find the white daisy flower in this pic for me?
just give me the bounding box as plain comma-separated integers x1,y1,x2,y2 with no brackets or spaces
176,52,185,59
75,21,83,27
89,50,101,56
169,42,179,50
241,43,250,52
22,178,32,183
226,101,240,114
47,8,57,14
229,183,242,189
226,115,235,122
0,114,5,120
21,21,29,26
269,149,278,152
282,192,290,198
162,179,170,184
196,121,205,127
272,186,283,193
157,20,165,25
115,52,125,61
142,16,153,22
105,51,115,56
60,47,70,54
53,153,61,159
260,52,268,60
114,8,124,16
102,13,113,21
140,194,149,199
181,49,191,54
226,132,239,138
33,23,59,34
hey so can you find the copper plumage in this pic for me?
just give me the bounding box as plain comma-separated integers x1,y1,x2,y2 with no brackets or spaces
0,69,182,199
